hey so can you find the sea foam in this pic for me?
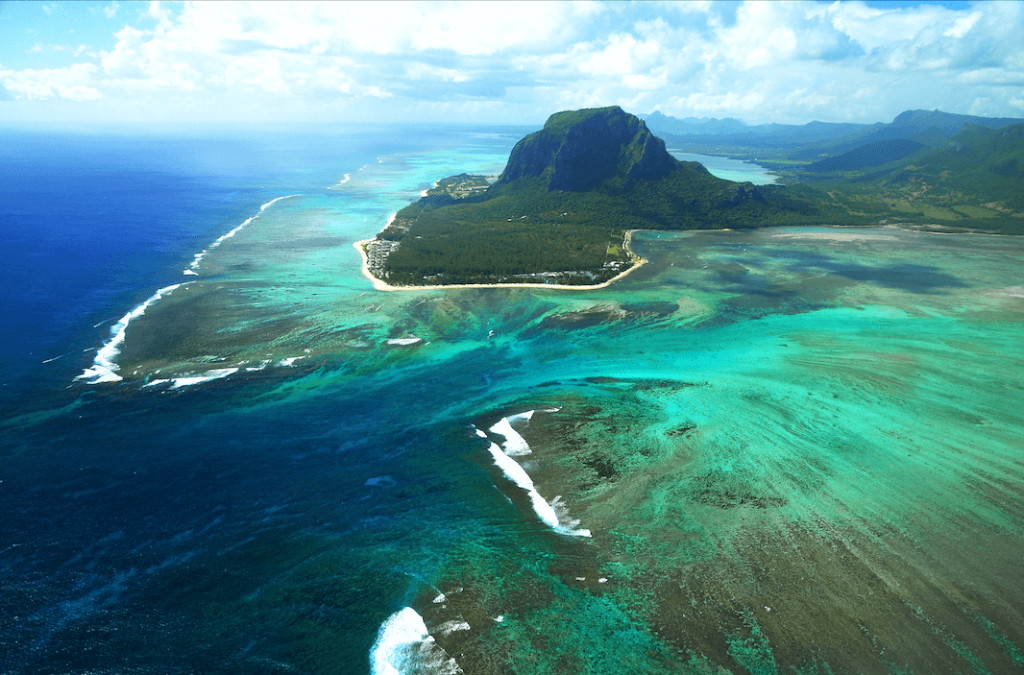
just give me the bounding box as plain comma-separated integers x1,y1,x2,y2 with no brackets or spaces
370,607,462,675
489,414,532,456
77,283,186,384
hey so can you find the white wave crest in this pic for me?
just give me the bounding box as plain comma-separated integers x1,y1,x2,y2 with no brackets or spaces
478,432,559,529
489,417,531,456
387,337,422,346
476,416,591,537
187,195,297,274
370,607,463,675
77,284,185,384
144,368,238,389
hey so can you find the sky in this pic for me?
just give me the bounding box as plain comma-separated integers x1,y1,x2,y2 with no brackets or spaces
1,0,1022,127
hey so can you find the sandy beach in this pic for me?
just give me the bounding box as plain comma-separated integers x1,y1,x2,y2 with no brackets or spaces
353,229,647,292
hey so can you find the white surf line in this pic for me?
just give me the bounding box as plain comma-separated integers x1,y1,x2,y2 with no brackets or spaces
76,283,188,384
184,194,298,276
480,411,591,537
42,352,71,364
387,336,422,346
144,367,239,390
488,415,531,456
370,607,463,675
474,426,561,530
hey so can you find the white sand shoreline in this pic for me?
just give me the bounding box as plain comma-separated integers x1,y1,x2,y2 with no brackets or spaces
353,229,648,292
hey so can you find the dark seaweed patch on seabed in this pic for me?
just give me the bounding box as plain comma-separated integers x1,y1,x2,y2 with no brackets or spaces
768,249,968,294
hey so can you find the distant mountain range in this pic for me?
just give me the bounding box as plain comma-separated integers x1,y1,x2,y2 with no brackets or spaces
641,109,1024,161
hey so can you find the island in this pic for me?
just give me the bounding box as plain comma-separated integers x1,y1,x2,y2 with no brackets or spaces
358,106,1024,290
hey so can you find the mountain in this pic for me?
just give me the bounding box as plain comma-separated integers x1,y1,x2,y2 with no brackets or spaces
890,109,1024,136
365,107,839,287
796,122,1024,234
882,122,1024,212
640,109,1024,164
804,139,927,173
495,106,680,191
641,111,749,137
789,109,1024,160
641,111,875,152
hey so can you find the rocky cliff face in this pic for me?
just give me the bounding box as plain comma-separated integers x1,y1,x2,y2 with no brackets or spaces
496,106,682,192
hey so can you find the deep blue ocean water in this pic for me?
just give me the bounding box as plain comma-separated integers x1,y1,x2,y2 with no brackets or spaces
1,126,531,673
0,126,485,398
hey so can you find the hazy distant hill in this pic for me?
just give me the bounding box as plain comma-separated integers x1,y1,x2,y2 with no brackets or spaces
641,111,876,151
790,109,1024,160
641,109,1024,163
641,111,749,136
804,139,927,173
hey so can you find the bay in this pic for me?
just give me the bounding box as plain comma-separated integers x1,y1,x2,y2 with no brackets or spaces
668,150,778,185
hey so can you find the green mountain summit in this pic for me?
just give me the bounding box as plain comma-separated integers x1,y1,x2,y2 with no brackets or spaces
495,106,681,190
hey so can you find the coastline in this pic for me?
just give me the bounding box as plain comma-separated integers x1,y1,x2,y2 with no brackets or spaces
353,229,648,292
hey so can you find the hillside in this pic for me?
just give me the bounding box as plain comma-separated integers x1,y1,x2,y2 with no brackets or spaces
790,109,1024,161
801,123,1024,232
804,139,927,173
366,107,841,287
641,108,1024,164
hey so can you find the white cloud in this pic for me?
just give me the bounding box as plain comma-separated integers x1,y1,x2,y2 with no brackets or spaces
1,63,102,101
1,0,1022,125
104,2,120,20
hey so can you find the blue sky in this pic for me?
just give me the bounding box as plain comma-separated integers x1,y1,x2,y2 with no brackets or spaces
1,1,1021,126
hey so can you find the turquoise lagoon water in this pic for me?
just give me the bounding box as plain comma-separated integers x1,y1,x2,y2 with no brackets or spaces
2,128,1024,675
668,151,778,185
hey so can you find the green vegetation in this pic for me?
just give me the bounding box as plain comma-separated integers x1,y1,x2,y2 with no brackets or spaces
367,110,1024,287
375,107,851,286
783,123,1024,234
804,139,926,173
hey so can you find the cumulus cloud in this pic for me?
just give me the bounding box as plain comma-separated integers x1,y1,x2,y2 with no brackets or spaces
1,63,102,101
1,0,1022,124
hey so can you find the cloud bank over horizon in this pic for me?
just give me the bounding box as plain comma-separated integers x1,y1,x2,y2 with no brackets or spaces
1,0,1022,126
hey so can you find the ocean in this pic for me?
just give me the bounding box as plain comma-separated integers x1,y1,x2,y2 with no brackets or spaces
2,126,1024,675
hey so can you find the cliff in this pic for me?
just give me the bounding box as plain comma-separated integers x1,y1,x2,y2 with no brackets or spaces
495,107,688,192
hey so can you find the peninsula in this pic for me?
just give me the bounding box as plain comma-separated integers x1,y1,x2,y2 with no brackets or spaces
358,106,826,289
358,106,1024,289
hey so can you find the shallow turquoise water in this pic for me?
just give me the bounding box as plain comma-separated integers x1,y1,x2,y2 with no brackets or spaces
3,130,1024,674
667,152,778,185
